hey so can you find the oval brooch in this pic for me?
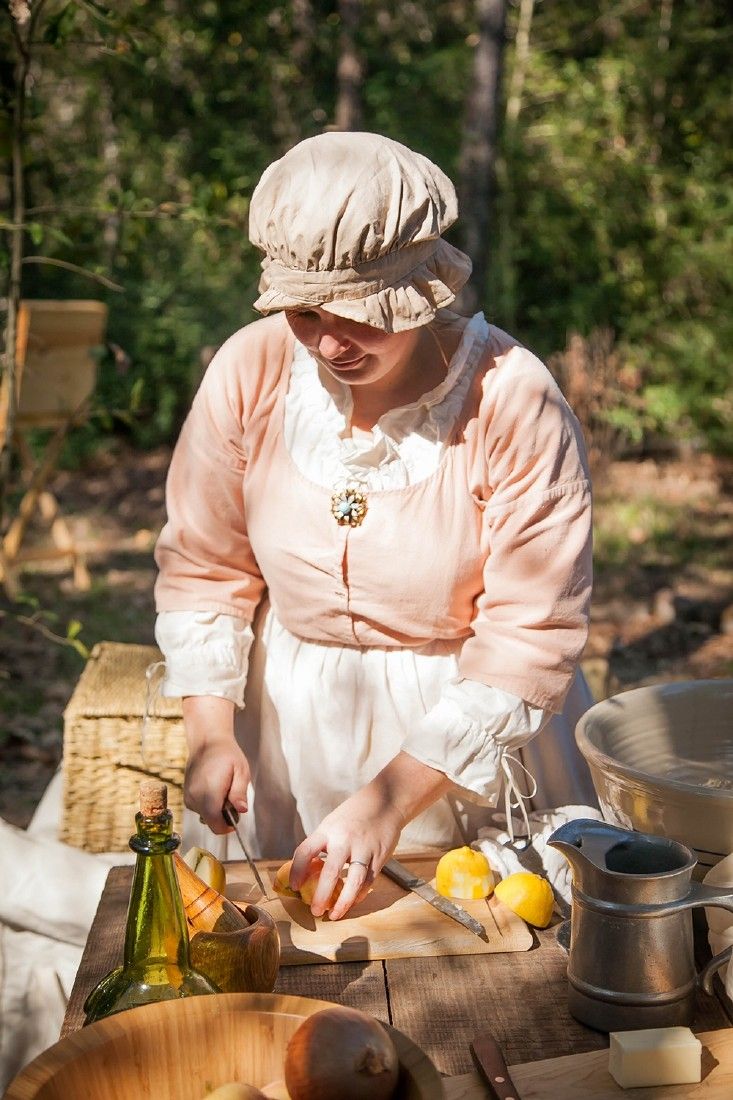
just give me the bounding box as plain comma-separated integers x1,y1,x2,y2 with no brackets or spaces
331,487,368,527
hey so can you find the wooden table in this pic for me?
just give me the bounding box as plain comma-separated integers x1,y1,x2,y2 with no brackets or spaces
64,865,733,1093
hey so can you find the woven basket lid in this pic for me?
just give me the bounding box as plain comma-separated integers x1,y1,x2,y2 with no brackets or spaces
64,641,183,719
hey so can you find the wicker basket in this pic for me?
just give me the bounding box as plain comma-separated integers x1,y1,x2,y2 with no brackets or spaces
60,641,187,852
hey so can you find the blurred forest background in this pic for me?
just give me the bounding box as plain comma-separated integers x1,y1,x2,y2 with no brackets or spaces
1,0,732,823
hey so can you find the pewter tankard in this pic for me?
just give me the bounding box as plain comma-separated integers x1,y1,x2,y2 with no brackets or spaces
549,819,733,1032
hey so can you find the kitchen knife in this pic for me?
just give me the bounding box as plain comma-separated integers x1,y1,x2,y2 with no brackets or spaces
222,799,272,900
470,1032,522,1100
382,857,488,940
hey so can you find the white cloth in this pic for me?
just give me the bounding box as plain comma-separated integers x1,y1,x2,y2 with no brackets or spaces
473,803,604,916
703,852,733,999
176,611,596,862
0,771,135,1092
157,314,597,860
285,312,488,490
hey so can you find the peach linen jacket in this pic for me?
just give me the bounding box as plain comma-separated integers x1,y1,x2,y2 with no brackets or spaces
155,313,592,715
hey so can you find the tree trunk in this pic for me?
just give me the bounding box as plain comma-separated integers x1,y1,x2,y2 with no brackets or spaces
1,7,41,535
292,0,316,67
505,0,534,125
648,0,674,229
457,0,508,315
496,0,535,327
100,91,122,270
291,0,320,131
334,0,364,132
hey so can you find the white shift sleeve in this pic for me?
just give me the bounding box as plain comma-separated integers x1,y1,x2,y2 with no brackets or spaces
154,611,254,708
402,677,550,803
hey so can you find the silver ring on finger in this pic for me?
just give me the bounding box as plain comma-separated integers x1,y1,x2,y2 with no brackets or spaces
348,859,370,870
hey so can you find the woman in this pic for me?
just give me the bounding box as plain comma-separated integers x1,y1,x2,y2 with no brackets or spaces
154,131,596,921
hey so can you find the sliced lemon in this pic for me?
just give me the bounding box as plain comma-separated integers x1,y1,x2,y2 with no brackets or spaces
435,845,494,900
182,846,227,895
494,871,554,927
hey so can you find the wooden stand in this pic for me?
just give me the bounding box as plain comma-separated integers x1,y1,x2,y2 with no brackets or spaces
0,300,108,596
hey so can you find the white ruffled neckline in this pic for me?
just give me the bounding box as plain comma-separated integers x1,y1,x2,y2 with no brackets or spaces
285,312,490,491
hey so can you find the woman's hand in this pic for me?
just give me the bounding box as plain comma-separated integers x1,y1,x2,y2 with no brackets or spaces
182,695,250,834
290,751,455,921
290,788,404,921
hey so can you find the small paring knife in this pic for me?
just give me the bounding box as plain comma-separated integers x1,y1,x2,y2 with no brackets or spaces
382,857,489,941
222,799,272,900
470,1032,522,1100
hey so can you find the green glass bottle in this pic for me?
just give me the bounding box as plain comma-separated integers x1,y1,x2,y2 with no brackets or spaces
84,780,219,1024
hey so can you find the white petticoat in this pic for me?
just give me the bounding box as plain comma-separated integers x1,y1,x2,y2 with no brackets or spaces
181,604,597,861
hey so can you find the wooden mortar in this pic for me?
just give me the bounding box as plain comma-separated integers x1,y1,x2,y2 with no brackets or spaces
174,853,280,993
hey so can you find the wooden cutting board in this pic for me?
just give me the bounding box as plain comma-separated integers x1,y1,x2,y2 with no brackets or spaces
444,1029,733,1099
224,853,533,965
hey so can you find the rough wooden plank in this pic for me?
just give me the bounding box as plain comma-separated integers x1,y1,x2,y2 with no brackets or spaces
385,924,733,1078
62,865,132,1035
65,861,731,1082
385,927,595,1076
273,960,389,1023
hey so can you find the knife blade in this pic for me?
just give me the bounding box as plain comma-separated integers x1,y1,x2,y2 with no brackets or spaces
470,1032,522,1100
382,857,488,940
222,799,272,900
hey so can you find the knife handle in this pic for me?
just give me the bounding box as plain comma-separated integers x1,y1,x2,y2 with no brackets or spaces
222,799,239,827
470,1035,521,1100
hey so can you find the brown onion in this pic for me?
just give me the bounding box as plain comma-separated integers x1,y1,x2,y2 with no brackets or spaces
284,1006,399,1100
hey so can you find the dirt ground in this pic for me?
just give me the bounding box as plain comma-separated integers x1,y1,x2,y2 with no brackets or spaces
1,443,732,829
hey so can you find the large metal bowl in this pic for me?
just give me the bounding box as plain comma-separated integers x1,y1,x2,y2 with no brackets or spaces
576,680,733,874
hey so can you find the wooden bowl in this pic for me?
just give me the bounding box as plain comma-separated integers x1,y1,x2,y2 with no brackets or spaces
5,992,445,1100
188,906,281,994
175,853,281,993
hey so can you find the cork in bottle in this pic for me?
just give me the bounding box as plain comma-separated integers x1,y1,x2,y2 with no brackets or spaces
139,780,167,817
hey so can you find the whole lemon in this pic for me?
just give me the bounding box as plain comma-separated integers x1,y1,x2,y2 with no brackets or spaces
435,846,494,900
494,871,554,928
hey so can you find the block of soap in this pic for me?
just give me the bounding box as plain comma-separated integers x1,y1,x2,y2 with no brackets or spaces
608,1026,702,1089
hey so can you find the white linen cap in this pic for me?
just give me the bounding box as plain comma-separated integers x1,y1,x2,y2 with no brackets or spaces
249,131,472,333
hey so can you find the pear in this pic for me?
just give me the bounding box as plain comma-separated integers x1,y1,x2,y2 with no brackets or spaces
183,845,227,896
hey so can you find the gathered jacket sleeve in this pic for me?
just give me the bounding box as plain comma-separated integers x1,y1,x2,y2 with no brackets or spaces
458,339,593,713
403,676,550,803
154,324,273,627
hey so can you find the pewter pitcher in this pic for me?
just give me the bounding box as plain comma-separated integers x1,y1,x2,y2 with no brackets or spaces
549,819,733,1032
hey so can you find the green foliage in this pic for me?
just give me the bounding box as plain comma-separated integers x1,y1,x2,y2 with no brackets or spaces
493,0,732,452
2,0,731,454
1,593,90,660
593,491,731,573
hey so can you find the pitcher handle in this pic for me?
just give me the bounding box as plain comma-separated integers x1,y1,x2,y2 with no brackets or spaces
685,882,733,997
683,881,733,911
698,944,732,997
